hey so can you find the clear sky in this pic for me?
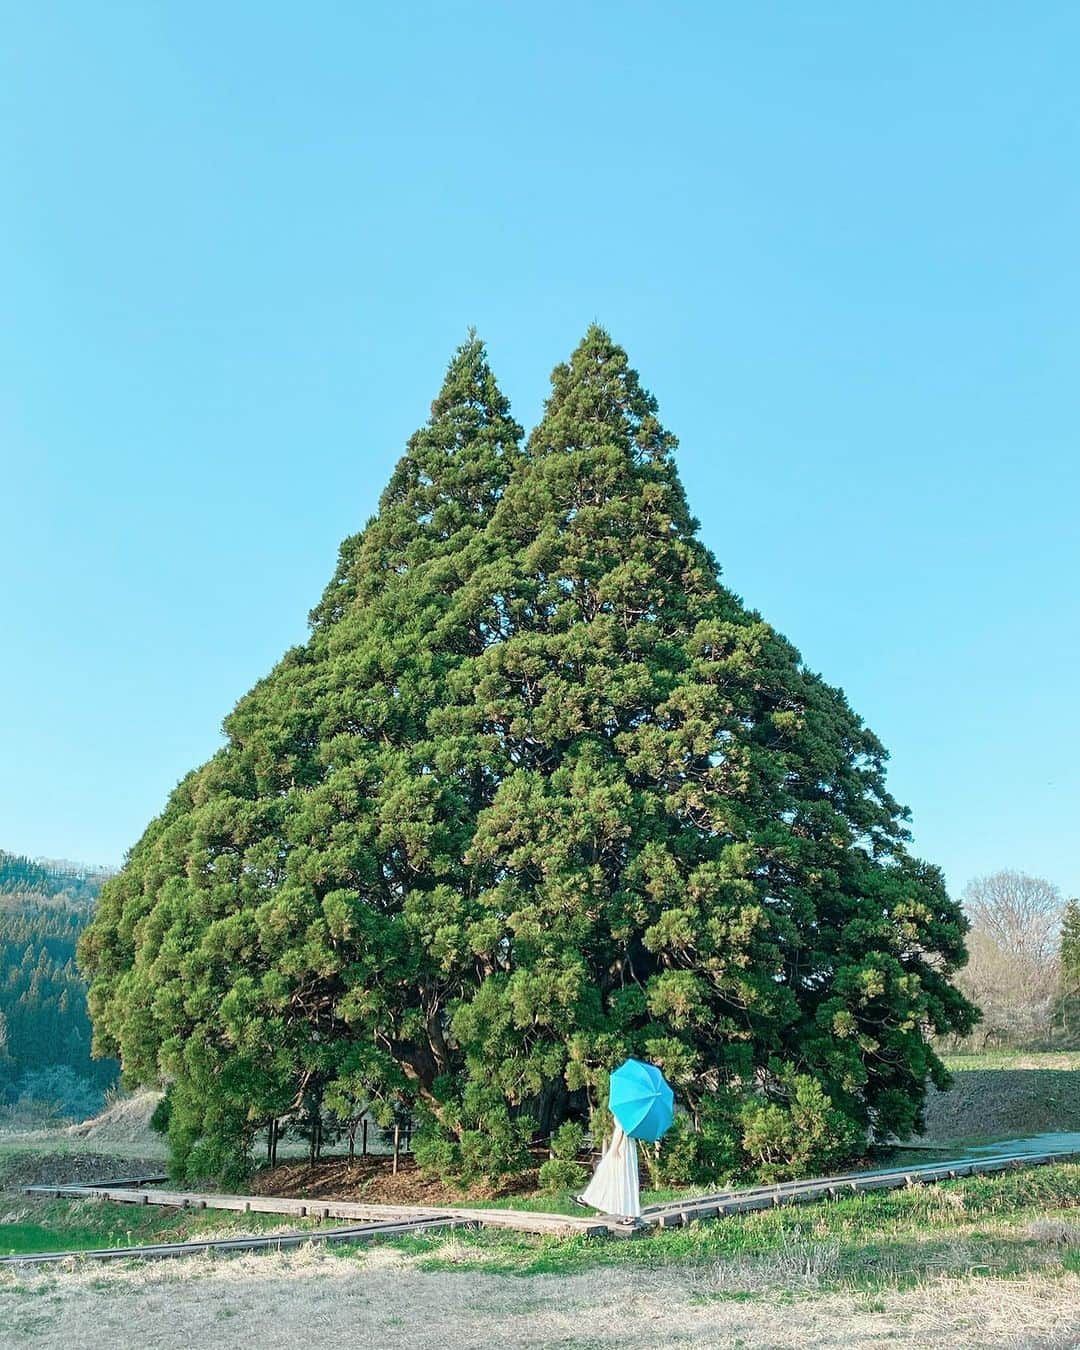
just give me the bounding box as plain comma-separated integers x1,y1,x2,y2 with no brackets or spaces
2,4,1077,900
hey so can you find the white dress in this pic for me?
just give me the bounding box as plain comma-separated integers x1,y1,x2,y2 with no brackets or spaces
580,1122,641,1218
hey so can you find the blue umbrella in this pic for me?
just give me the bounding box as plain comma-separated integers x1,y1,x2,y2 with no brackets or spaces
608,1058,675,1142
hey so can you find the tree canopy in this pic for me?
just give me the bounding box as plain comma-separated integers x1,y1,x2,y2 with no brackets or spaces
80,329,977,1184
1059,897,1080,1040
1063,900,1080,992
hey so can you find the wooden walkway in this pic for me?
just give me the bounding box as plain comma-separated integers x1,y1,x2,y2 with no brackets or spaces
8,1143,1078,1266
641,1145,1080,1228
1,1218,463,1265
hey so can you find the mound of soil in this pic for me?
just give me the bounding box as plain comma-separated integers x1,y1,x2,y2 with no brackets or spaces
0,1150,165,1191
921,1070,1080,1144
251,1154,544,1207
64,1089,162,1148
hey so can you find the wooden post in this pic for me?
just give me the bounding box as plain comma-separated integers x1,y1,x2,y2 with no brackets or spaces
393,1123,401,1174
362,1119,368,1156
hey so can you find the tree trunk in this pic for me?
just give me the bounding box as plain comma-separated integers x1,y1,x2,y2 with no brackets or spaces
527,1078,581,1138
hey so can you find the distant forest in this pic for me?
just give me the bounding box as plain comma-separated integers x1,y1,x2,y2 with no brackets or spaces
0,850,118,1122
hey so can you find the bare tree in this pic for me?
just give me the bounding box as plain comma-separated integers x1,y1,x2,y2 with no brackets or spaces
955,871,1064,1049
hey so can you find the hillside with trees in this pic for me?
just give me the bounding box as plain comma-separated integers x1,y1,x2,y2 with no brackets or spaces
0,851,118,1122
80,330,979,1187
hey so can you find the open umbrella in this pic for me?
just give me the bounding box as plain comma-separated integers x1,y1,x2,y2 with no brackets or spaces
578,1059,675,1220
608,1058,675,1142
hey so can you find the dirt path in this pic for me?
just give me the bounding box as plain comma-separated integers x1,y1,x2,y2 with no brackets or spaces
2,1246,1079,1349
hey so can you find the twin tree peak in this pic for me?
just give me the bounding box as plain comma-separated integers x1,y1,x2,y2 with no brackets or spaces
79,328,975,1187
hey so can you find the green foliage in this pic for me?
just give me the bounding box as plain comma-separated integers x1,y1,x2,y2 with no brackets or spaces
741,1073,865,1180
538,1120,588,1192
81,333,525,1182
0,859,118,1119
1054,899,1080,1043
643,1094,743,1187
549,1120,586,1160
538,1157,587,1193
161,1076,255,1189
149,1090,172,1135
413,1082,535,1186
79,328,977,1185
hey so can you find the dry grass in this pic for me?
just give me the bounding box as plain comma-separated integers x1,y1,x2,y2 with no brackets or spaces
941,1053,1080,1072
4,1164,1080,1346
920,1069,1080,1146
1,1243,1078,1348
2,1073,1079,1346
62,1090,163,1149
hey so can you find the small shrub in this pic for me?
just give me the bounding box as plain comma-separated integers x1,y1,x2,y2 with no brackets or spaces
740,1073,863,1180
549,1120,586,1160
644,1092,742,1187
413,1082,535,1186
149,1091,172,1136
412,1133,459,1180
539,1158,587,1194
181,1134,253,1191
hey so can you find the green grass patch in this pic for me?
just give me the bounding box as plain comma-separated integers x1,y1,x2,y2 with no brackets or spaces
0,1197,323,1256
940,1051,1080,1072
387,1162,1080,1291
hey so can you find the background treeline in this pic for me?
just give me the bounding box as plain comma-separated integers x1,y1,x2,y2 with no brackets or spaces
0,849,118,1122
946,870,1080,1053
0,852,111,908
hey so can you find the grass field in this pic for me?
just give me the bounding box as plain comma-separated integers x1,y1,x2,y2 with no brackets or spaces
2,1164,1079,1348
2,1059,1079,1344
391,1161,1080,1280
921,1063,1080,1147
0,1195,327,1257
941,1051,1080,1072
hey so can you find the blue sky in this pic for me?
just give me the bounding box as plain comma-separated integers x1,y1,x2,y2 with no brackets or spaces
2,4,1077,899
